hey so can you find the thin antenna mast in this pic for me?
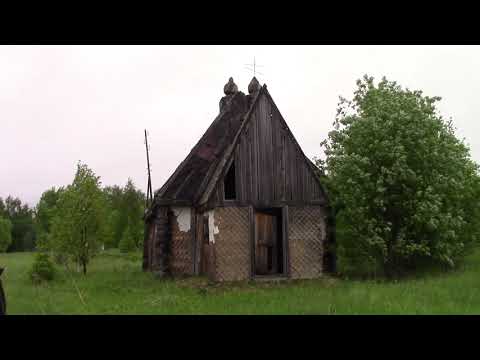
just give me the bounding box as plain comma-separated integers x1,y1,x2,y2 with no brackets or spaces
144,129,153,209
244,56,265,78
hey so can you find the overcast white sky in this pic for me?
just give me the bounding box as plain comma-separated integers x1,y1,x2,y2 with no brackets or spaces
1,45,479,206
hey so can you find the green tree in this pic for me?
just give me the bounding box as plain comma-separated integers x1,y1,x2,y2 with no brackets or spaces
119,222,137,253
322,75,480,277
49,162,106,275
101,209,121,249
0,196,35,252
103,185,125,247
102,179,145,249
34,187,63,250
122,178,145,249
29,252,56,283
0,217,13,252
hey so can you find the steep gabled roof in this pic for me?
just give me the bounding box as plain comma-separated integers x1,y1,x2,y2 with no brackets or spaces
149,78,326,213
198,84,328,206
152,84,258,207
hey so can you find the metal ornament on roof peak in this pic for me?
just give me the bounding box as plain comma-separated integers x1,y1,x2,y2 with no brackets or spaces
224,77,238,95
248,76,261,94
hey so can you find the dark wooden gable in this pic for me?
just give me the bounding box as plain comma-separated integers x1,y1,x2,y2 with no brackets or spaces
206,87,327,207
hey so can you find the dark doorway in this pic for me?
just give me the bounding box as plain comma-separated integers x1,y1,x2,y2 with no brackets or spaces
254,208,284,276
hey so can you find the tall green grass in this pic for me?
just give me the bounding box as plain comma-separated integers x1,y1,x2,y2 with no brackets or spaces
1,249,479,314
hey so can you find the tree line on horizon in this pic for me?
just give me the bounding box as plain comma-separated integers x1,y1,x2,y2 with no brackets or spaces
0,169,146,267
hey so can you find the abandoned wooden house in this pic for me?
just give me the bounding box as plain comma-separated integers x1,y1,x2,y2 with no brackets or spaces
143,77,336,281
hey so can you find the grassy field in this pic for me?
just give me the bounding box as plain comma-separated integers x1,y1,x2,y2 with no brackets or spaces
1,249,479,314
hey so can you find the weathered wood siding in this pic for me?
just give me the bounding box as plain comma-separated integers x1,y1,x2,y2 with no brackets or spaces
213,92,325,206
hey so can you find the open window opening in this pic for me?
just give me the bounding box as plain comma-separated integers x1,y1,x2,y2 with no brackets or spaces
224,160,236,200
254,208,284,276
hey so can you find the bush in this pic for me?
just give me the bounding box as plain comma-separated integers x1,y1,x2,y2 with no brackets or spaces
323,75,480,277
29,253,56,283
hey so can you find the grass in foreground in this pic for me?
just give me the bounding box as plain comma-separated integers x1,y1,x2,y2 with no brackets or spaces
1,249,479,314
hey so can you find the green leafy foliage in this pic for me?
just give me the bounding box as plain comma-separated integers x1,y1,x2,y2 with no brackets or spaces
0,217,13,252
119,223,137,253
122,179,145,249
29,252,56,283
0,196,36,252
102,179,145,249
102,185,125,248
2,173,145,258
34,187,63,251
49,162,107,275
322,75,480,277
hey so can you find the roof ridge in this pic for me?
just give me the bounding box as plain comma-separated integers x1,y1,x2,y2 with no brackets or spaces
198,85,329,206
153,91,244,202
196,86,265,206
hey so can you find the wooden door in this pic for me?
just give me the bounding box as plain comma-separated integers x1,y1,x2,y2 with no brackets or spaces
255,212,278,275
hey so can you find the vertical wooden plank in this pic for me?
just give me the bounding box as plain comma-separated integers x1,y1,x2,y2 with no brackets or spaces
311,170,317,200
306,163,310,200
251,114,256,202
242,139,247,201
311,169,316,201
245,142,248,200
245,125,252,202
300,153,305,201
312,171,316,201
243,126,248,202
282,205,290,277
284,130,290,201
235,145,240,201
191,207,197,274
268,100,273,203
271,107,276,201
288,141,292,201
260,96,266,201
304,166,309,201
295,142,301,200
294,141,298,200
267,100,274,203
262,97,268,202
295,150,300,201
281,130,286,201
258,96,265,201
253,111,260,201
249,205,255,279
263,95,270,203
235,144,242,201
271,215,278,273
306,167,311,201
273,108,281,201
261,96,267,202
241,140,246,201
289,140,294,201
237,140,243,201
255,99,261,201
